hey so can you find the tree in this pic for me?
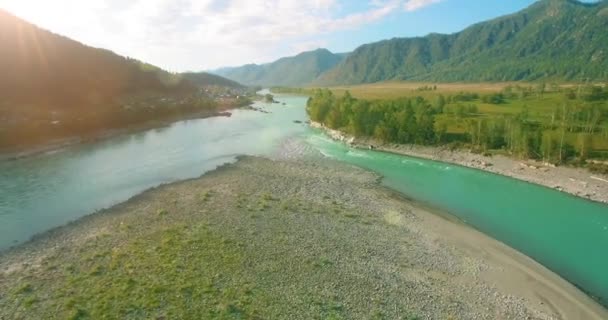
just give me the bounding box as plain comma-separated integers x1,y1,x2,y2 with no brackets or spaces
584,106,602,134
435,121,448,144
374,122,391,142
416,106,436,144
577,133,592,160
400,104,418,143
558,103,567,163
305,85,603,165
347,100,369,137
434,94,446,113
307,89,334,123
487,119,507,149
541,131,558,163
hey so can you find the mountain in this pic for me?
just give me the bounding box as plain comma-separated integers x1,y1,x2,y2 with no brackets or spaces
213,48,347,87
0,10,194,107
317,0,608,85
0,10,241,151
181,72,245,88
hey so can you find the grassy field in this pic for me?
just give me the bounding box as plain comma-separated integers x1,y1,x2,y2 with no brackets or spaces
279,81,593,116
275,82,525,100
324,82,580,114
325,82,523,100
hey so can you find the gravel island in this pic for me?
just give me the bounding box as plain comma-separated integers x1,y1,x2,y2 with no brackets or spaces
1,157,606,319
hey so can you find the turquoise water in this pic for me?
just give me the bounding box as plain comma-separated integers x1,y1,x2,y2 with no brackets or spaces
304,131,608,305
1,92,607,306
0,95,309,249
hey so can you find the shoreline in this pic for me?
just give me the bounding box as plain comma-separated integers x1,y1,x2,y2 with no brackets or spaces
383,187,608,319
311,122,608,204
0,109,235,161
1,156,606,319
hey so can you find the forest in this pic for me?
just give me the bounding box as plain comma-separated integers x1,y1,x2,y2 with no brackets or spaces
316,0,608,85
307,84,608,171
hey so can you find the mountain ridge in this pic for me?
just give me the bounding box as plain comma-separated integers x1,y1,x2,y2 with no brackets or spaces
315,0,608,85
212,48,347,87
181,72,245,89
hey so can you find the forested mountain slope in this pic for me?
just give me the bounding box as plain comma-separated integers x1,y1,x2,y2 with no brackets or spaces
214,49,346,86
0,10,242,151
181,72,244,88
317,0,608,84
0,10,194,109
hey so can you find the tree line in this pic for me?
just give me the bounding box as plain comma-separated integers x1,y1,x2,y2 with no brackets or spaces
307,87,608,165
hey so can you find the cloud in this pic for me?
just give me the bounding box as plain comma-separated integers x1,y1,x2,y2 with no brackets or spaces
0,0,443,71
325,0,401,30
403,0,443,12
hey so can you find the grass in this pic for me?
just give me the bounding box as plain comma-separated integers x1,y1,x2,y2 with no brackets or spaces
0,188,418,319
326,82,575,115
322,82,530,100
201,189,213,202
13,282,33,295
20,225,257,319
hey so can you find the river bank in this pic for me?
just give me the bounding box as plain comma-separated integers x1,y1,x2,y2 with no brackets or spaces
311,122,608,204
0,109,234,161
0,156,606,319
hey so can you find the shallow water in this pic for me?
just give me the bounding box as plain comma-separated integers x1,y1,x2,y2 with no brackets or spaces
0,94,309,250
1,92,607,306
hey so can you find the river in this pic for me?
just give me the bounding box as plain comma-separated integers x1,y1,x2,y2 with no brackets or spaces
1,91,607,306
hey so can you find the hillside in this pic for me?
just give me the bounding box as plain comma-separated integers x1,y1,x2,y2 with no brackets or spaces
0,10,195,108
214,48,346,86
181,72,244,88
0,10,242,151
317,0,608,85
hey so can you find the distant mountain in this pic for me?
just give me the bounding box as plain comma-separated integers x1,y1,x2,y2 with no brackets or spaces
181,72,244,89
213,49,347,87
317,0,608,85
335,52,351,59
0,10,241,151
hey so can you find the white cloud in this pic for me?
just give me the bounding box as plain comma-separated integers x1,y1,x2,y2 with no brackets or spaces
403,0,443,12
324,0,401,30
0,0,443,71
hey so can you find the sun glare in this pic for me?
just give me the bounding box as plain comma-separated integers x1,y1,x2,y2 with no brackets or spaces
1,1,51,23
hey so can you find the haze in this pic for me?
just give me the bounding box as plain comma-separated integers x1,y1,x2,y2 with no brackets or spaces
0,0,549,71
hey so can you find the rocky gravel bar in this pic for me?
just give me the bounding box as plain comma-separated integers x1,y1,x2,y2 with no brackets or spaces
1,157,606,319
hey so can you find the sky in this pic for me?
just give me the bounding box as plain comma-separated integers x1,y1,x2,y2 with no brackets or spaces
0,0,589,72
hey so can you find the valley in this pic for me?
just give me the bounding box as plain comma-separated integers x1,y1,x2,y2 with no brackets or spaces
1,0,608,319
